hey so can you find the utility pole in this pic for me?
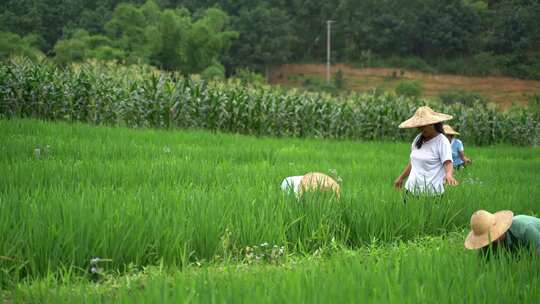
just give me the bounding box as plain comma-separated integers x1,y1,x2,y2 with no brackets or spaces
326,20,334,84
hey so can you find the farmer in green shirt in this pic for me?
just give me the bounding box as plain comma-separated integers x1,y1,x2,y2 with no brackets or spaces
464,210,540,256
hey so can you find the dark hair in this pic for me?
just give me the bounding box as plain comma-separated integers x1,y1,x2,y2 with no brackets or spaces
415,122,445,149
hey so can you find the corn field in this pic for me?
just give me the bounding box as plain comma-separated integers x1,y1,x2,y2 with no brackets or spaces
0,58,539,146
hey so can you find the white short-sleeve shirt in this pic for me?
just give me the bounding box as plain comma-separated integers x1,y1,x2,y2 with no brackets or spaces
281,176,303,194
405,133,453,194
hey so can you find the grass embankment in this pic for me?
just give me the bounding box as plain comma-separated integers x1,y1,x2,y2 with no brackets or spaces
1,119,539,302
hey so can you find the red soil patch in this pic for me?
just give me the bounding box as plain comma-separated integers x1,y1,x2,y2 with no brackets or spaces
269,64,540,109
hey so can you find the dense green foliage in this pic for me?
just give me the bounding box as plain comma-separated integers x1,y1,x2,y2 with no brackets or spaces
439,90,487,107
0,32,44,61
0,0,539,78
224,4,296,75
394,80,424,99
7,238,540,303
1,59,539,145
1,119,539,289
53,30,125,65
200,62,226,80
52,3,237,73
529,93,540,119
1,120,540,303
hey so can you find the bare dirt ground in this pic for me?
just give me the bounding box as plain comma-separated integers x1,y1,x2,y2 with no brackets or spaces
269,64,540,109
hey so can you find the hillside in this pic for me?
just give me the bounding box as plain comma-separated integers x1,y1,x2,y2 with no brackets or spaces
269,64,540,109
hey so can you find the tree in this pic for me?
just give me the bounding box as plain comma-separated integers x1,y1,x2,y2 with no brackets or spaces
184,8,238,74
148,8,190,70
486,0,540,54
228,5,295,77
105,2,151,62
0,31,44,61
412,0,481,57
78,5,114,34
1,0,539,79
53,29,125,64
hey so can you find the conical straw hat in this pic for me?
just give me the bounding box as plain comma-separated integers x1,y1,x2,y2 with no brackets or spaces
464,210,514,249
399,106,453,128
300,172,341,197
443,124,460,135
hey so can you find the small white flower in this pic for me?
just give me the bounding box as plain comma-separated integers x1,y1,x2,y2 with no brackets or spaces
163,146,171,153
34,148,41,157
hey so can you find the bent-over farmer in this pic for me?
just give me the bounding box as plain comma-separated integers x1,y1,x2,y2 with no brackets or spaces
465,210,540,256
281,172,340,198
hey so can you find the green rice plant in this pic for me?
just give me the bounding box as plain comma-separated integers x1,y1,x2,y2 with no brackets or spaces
7,237,540,303
1,119,539,286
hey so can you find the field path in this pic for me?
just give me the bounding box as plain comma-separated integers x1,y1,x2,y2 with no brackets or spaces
269,64,540,108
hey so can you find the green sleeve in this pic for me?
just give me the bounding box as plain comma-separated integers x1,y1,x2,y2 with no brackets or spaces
523,227,540,250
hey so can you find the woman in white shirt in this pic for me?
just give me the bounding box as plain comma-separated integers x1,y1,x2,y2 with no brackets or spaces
394,106,458,195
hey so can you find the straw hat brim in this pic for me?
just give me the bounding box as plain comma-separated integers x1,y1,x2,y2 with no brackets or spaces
464,211,514,249
443,125,460,135
399,113,453,129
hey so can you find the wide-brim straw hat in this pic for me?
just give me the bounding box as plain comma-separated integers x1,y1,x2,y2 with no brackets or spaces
300,172,341,197
399,106,453,128
443,124,460,135
464,210,514,249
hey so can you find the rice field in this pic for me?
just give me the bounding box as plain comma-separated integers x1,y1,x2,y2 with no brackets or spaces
1,119,540,302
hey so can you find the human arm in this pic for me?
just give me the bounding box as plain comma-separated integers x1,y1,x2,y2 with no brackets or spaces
456,140,471,164
394,161,412,189
459,150,472,164
440,137,458,186
443,160,459,186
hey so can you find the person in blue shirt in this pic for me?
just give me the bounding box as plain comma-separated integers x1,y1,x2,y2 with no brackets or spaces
443,124,471,169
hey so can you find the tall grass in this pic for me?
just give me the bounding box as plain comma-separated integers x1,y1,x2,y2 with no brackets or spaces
1,58,538,145
8,237,540,303
1,119,539,286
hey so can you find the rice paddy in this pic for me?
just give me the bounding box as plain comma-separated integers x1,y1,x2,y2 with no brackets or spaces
1,119,539,303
